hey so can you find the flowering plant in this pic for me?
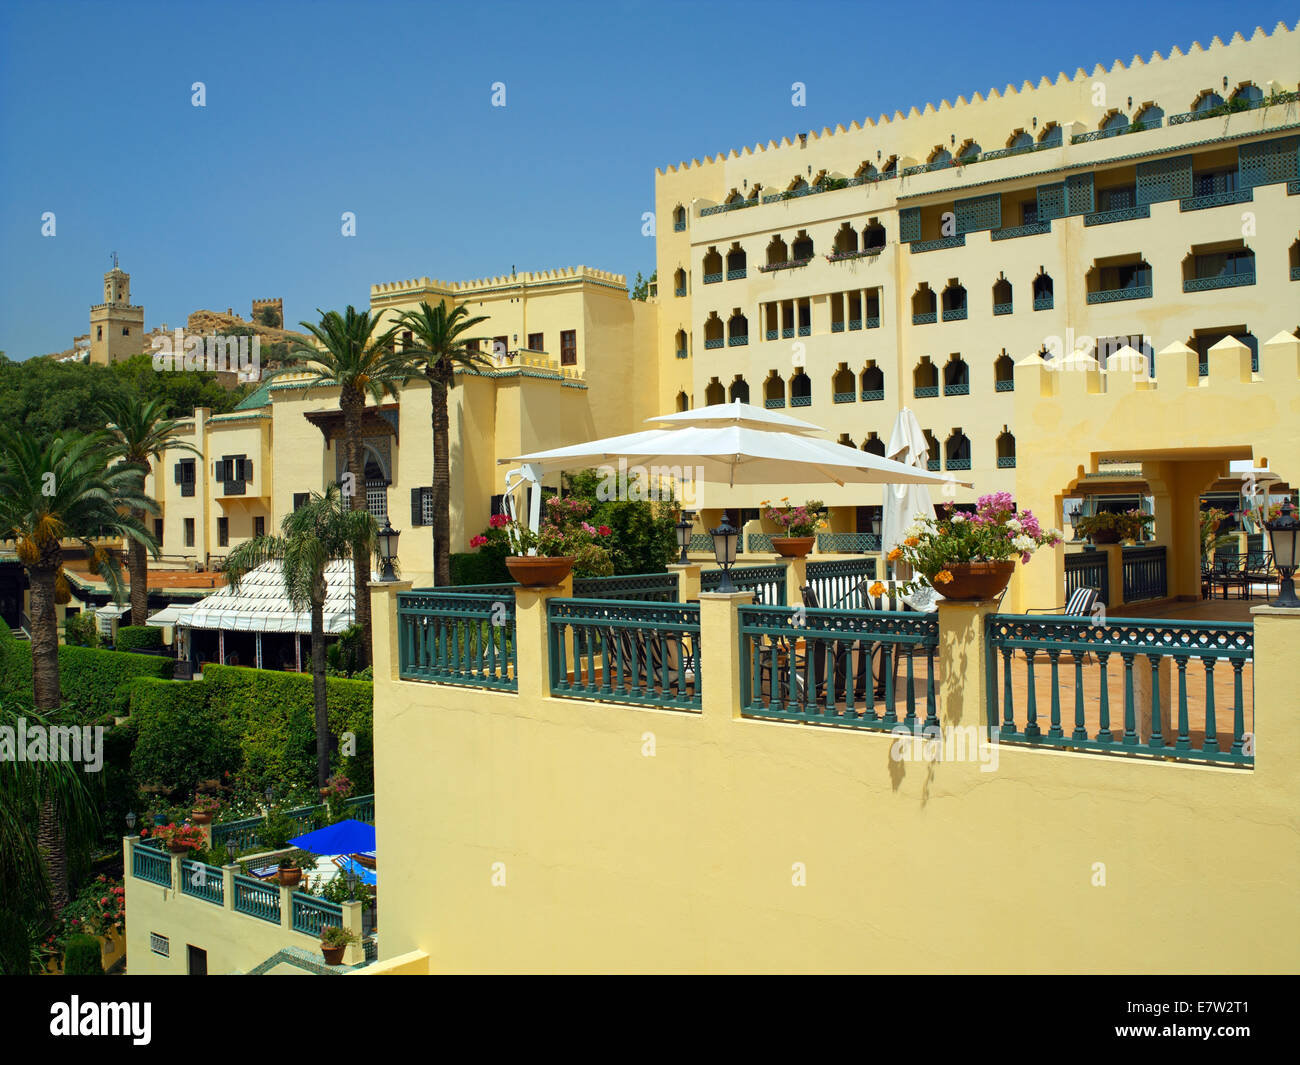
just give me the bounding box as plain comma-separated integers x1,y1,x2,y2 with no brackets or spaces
890,493,1063,587
761,497,827,538
191,794,221,814
142,821,206,851
1075,509,1152,541
470,497,614,577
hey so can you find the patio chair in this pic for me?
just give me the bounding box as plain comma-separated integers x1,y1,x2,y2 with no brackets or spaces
642,628,696,697
798,586,870,703
1212,555,1250,600
1244,550,1274,600
601,625,648,693
1023,585,1100,663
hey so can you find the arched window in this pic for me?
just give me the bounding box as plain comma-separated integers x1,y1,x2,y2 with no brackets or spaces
996,429,1016,468
862,433,886,457
943,356,969,395
727,310,749,346
928,146,953,169
861,362,884,400
855,161,878,181
726,244,747,278
1033,272,1054,309
764,372,786,409
992,278,1013,315
1230,83,1263,106
832,365,855,403
790,371,812,407
673,205,687,231
1100,110,1128,136
675,390,689,412
703,314,724,349
1134,103,1164,129
792,231,814,261
863,219,886,250
994,352,1015,391
766,235,789,267
705,378,725,405
881,155,898,176
945,430,972,470
913,359,939,397
725,189,745,205
674,329,688,358
941,282,967,320
702,247,723,283
834,223,859,254
673,268,686,297
1037,123,1062,148
956,139,981,164
729,376,749,403
922,431,941,470
912,284,937,324
1008,130,1034,152
1192,90,1225,114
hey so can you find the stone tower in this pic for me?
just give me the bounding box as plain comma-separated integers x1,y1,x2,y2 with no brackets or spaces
89,258,145,365
251,297,284,329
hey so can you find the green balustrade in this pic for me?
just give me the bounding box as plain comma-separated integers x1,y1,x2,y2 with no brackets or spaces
398,591,517,690
132,842,172,888
232,874,281,923
1121,546,1167,601
291,894,343,937
702,563,786,605
180,859,224,905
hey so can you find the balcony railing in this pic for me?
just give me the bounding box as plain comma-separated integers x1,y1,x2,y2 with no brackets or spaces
291,895,343,938
848,318,862,330
866,316,880,329
1071,117,1163,143
1065,549,1109,603
1033,295,1054,311
814,534,881,556
397,591,517,691
728,335,749,346
926,459,940,471
1086,285,1153,304
699,199,759,217
833,391,855,404
1292,266,1300,282
993,301,1013,316
942,306,968,322
1168,89,1299,125
180,859,224,905
765,397,785,409
704,563,787,605
674,286,686,297
943,382,970,396
1180,188,1252,212
992,222,1051,241
1083,204,1151,226
997,455,1017,468
826,248,884,263
703,272,723,284
1122,545,1168,602
704,338,724,349
132,842,172,887
832,321,845,333
727,268,747,280
911,235,966,253
758,258,812,273
797,325,811,337
781,327,794,339
791,394,812,407
985,615,1252,767
673,220,686,232
675,348,688,359
914,385,939,398
1183,272,1255,293
995,378,1015,392
946,458,972,471
912,312,937,326
233,874,281,924
861,389,884,401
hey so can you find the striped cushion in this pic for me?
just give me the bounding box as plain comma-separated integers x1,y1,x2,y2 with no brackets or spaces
1065,586,1097,616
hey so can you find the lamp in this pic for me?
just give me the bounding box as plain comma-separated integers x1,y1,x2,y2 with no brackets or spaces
870,509,882,537
125,811,136,832
709,519,739,592
376,519,400,582
675,513,693,564
1264,500,1299,607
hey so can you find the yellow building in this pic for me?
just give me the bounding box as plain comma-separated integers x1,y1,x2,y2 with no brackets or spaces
89,262,146,366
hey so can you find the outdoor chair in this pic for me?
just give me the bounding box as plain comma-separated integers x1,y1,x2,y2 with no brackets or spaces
798,586,871,705
1023,585,1100,663
1212,555,1250,600
642,628,696,697
1244,550,1275,600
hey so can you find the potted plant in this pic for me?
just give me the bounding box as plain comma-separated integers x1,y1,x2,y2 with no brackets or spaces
319,924,358,966
277,855,304,888
148,822,206,854
762,498,826,557
890,493,1063,600
471,496,613,586
190,794,220,825
1074,511,1123,544
1117,509,1154,544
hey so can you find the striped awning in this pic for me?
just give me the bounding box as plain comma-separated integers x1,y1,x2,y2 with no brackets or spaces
179,559,357,635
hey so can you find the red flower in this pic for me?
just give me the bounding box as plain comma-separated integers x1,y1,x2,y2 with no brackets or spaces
469,534,489,548
598,526,611,537
489,513,509,528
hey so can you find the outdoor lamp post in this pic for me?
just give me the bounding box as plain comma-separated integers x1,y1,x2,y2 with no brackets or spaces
376,519,401,582
1264,500,1299,608
870,510,882,538
125,811,136,833
675,514,693,564
710,519,739,592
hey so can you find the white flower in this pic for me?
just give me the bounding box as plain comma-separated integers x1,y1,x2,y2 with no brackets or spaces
1006,517,1023,533
952,513,967,523
1012,534,1035,552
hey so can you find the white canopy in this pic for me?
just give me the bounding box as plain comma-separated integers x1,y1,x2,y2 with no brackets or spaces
881,407,936,555
646,400,825,435
179,560,356,635
145,604,194,628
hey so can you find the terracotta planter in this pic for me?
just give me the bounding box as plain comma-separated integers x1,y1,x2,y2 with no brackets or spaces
166,841,190,854
278,866,302,887
321,943,345,966
1089,529,1121,544
506,555,575,587
190,811,212,825
939,561,1016,601
770,536,815,558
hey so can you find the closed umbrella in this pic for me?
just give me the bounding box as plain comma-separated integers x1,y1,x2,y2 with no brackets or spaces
881,407,936,568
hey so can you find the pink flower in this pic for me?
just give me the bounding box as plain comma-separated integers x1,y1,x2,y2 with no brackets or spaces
598,525,611,536
469,534,489,548
488,513,509,528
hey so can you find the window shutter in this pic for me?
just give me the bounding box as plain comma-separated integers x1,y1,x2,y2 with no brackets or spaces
213,460,222,479
174,462,183,485
898,206,921,243
411,487,425,526
243,458,253,481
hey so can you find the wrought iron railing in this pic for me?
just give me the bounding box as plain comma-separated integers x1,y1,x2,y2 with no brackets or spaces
1065,549,1109,605
704,338,724,349
1183,272,1255,292
914,385,939,398
1086,284,1153,304
703,563,787,606
992,222,1051,241
729,335,749,346
861,388,884,401
1032,295,1054,310
995,378,1015,392
180,859,224,905
944,381,970,396
1168,90,1299,125
816,533,881,555
993,301,1013,315
1083,204,1151,226
212,794,376,852
866,316,881,329
397,591,517,690
232,874,281,923
1179,188,1252,212
132,842,172,887
912,235,966,253
744,532,772,553
912,312,937,325
985,616,1253,767
833,391,855,404
703,272,722,284
1122,546,1167,601
804,557,878,607
548,598,701,711
739,606,938,730
942,306,968,321
291,894,343,937
574,572,680,602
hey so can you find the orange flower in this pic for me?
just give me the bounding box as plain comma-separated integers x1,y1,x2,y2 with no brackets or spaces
904,536,919,547
868,581,886,597
934,570,954,584
887,548,902,561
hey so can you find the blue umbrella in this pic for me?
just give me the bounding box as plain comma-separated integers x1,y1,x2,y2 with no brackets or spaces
288,818,376,856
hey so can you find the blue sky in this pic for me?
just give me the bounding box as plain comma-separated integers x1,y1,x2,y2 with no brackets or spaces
0,0,1293,359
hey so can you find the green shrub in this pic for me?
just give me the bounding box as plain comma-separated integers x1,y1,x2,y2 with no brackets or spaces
115,626,162,652
62,934,102,975
130,680,236,795
450,550,510,585
63,612,100,648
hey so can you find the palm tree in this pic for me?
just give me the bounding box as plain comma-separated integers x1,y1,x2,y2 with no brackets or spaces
0,430,155,911
391,301,491,586
96,396,201,627
291,308,409,665
224,485,376,787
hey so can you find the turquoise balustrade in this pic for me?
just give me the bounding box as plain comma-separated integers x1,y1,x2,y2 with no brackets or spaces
232,874,281,924
132,842,172,888
398,591,517,690
291,894,343,937
180,859,224,905
703,563,786,606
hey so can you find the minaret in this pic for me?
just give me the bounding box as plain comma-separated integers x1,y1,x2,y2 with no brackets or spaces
89,255,145,365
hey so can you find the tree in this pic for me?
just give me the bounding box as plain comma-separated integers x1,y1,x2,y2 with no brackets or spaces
96,395,200,626
629,270,657,301
565,468,678,574
290,308,410,665
0,430,154,911
223,485,376,787
256,306,282,329
390,302,491,586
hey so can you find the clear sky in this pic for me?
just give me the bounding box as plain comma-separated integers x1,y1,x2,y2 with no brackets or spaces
0,0,1293,359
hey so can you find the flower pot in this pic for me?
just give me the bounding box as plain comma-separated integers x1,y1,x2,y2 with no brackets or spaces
1089,529,1121,545
190,811,212,825
938,561,1016,601
770,536,815,558
506,555,575,587
166,841,189,854
278,866,302,887
321,943,345,966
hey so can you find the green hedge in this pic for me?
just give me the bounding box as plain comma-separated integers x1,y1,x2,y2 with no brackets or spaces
115,625,162,652
129,664,372,797
450,550,510,586
62,934,102,976
0,619,172,721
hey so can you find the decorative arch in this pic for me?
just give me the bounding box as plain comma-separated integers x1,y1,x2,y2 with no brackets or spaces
956,138,981,164
789,370,812,407
992,276,1013,313
729,376,750,403
705,377,725,405
1037,122,1062,147
862,433,885,457
863,218,886,250
1007,129,1033,151
834,222,859,254
911,283,937,319
791,230,814,261
832,363,855,402
928,145,953,168
945,429,971,470
943,353,969,391
1192,88,1225,113
860,361,884,399
727,309,749,345
726,243,747,276
913,357,938,395
763,370,786,408
703,313,724,348
675,390,689,412
766,235,789,267
996,427,1016,468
